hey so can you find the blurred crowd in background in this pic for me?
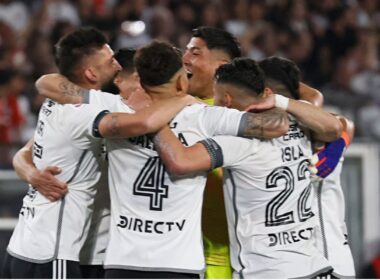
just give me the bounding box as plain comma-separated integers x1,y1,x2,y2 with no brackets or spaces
0,0,379,168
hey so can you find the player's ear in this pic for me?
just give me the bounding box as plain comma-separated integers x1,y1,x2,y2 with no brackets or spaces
224,92,232,108
176,71,188,94
84,67,97,84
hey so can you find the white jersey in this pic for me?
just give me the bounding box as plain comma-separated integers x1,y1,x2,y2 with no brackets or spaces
313,157,356,278
213,116,332,278
79,141,110,265
8,99,108,262
103,103,244,273
79,91,130,265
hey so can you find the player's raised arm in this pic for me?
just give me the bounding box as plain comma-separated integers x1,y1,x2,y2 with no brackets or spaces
154,127,253,176
199,105,289,141
238,108,289,139
299,82,324,107
311,115,354,178
13,138,68,201
287,97,342,141
246,94,342,142
35,73,90,104
96,95,196,138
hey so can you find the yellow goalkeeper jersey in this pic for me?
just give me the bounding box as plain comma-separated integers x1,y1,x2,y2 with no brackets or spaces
199,97,231,269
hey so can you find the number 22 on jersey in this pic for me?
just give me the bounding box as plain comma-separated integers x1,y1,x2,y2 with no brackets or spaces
265,159,314,227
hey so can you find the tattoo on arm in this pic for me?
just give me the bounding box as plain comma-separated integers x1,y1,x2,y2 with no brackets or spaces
238,109,287,139
58,81,90,103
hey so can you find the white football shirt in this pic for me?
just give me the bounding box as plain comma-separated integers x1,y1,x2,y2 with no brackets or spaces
7,99,109,262
103,103,244,273
79,141,110,265
212,115,333,278
79,90,134,265
313,157,356,278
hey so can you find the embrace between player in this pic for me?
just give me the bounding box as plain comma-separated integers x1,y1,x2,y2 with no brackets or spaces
2,26,355,279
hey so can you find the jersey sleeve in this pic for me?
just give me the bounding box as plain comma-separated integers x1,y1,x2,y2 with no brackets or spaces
199,106,244,137
209,135,258,168
89,90,120,111
64,104,109,149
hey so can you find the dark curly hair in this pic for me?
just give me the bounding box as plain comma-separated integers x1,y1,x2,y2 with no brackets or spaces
134,41,183,87
192,26,241,60
54,27,108,83
258,56,301,99
215,58,265,96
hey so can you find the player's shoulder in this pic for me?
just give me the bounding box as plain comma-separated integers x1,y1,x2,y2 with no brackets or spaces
89,89,124,110
175,102,207,116
215,135,259,148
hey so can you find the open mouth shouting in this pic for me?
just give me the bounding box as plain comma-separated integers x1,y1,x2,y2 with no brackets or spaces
186,69,193,79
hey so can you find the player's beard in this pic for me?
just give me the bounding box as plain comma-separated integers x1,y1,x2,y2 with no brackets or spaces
101,79,119,95
101,72,120,95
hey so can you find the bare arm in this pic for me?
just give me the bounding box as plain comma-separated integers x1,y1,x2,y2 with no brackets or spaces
287,98,342,141
299,82,324,107
35,74,90,104
98,95,196,138
153,127,211,175
13,138,68,201
336,115,354,143
246,94,342,142
238,108,289,140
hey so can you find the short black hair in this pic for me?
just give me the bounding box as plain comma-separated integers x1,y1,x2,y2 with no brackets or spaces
114,48,136,74
134,41,183,87
259,56,300,99
54,27,108,82
215,58,265,96
192,26,241,60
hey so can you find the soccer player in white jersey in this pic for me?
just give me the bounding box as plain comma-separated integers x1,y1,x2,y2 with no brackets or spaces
9,47,153,279
100,41,289,279
1,28,195,279
18,40,288,278
259,57,356,278
152,57,344,278
311,117,356,278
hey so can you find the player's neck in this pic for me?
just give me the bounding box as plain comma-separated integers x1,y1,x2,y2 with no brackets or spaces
147,85,180,102
232,97,255,112
75,81,102,91
196,87,213,100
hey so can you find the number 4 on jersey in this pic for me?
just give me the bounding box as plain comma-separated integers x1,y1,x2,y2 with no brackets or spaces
133,157,169,211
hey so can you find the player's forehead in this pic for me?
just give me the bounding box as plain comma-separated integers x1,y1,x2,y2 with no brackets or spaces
88,44,112,62
98,44,114,58
186,37,209,52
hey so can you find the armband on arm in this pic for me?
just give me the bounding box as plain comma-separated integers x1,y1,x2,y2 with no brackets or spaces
92,110,110,138
198,138,224,170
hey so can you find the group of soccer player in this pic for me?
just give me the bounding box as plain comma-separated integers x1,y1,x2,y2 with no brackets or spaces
0,25,356,279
